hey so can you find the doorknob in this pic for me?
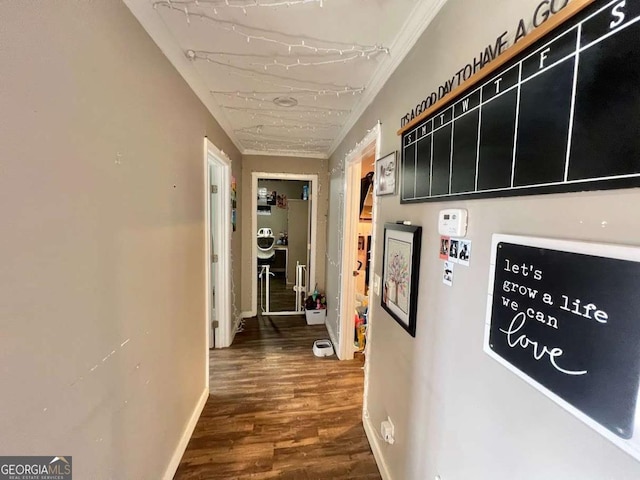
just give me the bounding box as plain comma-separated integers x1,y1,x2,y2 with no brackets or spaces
353,271,360,277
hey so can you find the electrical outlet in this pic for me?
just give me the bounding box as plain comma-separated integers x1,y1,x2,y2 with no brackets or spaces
381,417,395,444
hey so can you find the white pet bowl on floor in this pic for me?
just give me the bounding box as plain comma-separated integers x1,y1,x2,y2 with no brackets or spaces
313,339,334,357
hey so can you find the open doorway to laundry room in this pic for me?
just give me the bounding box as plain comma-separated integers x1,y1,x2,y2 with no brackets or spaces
251,173,318,316
338,125,380,360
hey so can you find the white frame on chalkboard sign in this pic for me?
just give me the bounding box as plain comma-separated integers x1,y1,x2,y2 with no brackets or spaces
374,151,397,196
484,234,640,462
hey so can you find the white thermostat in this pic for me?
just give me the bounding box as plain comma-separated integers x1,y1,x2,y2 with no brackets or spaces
438,209,468,237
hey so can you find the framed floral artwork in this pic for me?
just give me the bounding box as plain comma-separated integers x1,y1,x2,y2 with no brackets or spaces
381,223,422,337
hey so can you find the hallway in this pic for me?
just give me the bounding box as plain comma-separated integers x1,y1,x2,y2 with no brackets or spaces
175,316,380,479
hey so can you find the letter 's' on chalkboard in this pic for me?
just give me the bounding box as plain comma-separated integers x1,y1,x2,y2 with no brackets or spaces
485,234,640,461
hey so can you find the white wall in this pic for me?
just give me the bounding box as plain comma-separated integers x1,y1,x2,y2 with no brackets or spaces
328,0,640,478
0,1,241,478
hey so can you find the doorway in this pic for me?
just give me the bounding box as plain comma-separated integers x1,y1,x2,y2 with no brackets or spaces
251,173,318,316
204,139,232,352
338,125,380,360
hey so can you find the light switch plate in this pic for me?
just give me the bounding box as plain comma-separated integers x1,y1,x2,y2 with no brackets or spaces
373,274,381,296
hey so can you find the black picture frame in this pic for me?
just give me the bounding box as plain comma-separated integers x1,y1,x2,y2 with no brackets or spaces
381,223,422,337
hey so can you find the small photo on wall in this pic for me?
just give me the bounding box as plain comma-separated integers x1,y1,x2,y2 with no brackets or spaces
277,193,288,209
439,236,450,260
458,240,472,266
449,239,460,263
443,261,454,286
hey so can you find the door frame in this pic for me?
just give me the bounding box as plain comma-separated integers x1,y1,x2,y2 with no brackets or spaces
338,124,381,360
251,172,318,316
204,138,232,364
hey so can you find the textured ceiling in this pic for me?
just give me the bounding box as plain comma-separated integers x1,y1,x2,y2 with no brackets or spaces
126,0,447,158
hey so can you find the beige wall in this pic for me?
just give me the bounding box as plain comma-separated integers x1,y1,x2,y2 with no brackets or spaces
241,155,328,314
0,1,241,478
328,0,640,478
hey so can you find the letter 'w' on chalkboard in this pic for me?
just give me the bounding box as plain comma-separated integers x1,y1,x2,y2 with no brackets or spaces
484,234,640,462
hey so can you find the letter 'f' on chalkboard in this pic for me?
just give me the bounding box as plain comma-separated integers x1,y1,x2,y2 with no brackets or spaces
539,47,551,69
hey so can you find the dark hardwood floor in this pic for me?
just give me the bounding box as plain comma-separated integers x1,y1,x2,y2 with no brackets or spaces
174,315,380,480
259,273,298,312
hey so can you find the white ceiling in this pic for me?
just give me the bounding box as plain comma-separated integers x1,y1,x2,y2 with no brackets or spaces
125,0,446,158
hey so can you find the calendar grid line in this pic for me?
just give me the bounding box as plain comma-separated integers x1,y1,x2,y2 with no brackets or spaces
564,23,583,182
510,62,523,189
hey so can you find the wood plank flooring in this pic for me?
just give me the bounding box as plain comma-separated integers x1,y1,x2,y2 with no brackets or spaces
260,273,297,312
174,315,380,480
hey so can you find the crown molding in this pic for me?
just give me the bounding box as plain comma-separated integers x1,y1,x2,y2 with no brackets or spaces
327,0,448,157
242,149,328,159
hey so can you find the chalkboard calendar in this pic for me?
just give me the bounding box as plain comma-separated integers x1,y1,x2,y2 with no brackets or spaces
485,235,640,461
400,0,640,203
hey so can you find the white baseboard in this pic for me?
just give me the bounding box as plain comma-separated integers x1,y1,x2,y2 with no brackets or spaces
325,319,339,354
363,414,392,480
163,387,208,480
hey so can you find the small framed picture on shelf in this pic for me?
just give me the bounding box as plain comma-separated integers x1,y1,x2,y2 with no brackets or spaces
375,151,397,196
381,223,422,337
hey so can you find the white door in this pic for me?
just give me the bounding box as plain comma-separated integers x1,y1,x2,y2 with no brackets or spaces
204,137,232,396
210,164,218,348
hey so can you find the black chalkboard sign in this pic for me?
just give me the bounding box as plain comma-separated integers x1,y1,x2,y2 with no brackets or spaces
401,0,640,203
485,235,640,455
